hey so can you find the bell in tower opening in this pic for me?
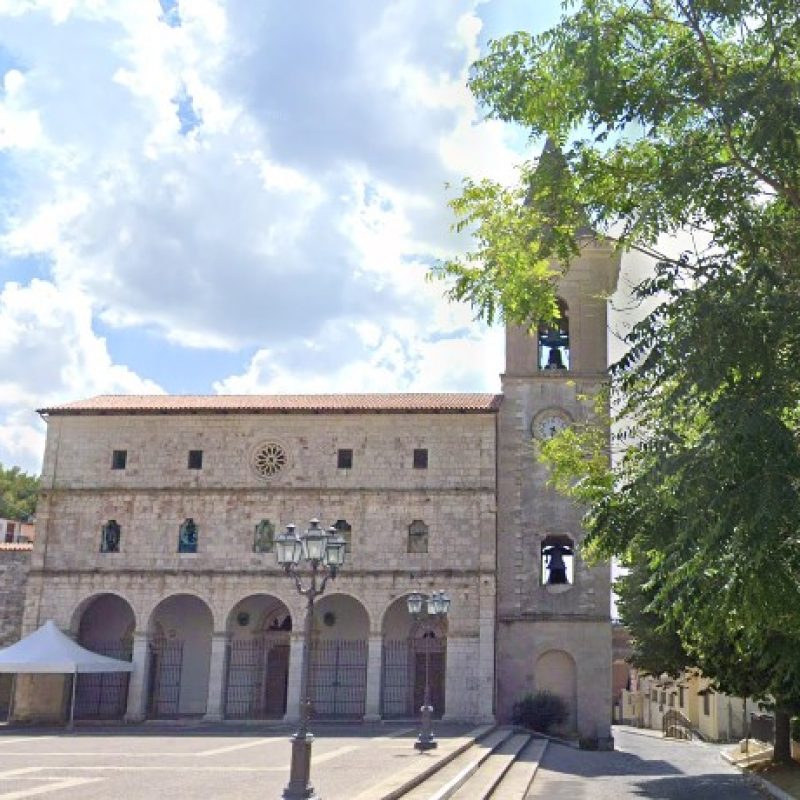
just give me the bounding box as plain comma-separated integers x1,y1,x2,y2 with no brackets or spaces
538,298,569,370
541,535,574,585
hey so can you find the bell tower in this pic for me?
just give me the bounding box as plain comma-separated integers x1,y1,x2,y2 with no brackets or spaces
495,234,621,747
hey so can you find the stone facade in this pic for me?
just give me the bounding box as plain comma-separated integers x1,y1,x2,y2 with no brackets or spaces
16,238,619,742
22,405,497,724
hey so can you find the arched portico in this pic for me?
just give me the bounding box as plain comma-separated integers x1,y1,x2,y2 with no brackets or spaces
308,594,369,719
224,594,292,719
72,593,135,720
147,594,213,718
381,595,447,719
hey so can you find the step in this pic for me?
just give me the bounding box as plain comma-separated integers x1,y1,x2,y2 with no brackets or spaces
487,738,547,799
353,724,496,800
398,727,516,800
447,733,531,800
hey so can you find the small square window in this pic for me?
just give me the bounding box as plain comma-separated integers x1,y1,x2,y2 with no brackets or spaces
188,450,203,469
337,449,353,469
111,450,127,470
413,448,428,469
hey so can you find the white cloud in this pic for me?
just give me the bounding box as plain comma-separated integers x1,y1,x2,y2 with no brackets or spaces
0,279,163,469
0,0,528,470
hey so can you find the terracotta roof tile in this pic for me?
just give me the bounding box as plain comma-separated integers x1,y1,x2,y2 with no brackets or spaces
39,393,503,416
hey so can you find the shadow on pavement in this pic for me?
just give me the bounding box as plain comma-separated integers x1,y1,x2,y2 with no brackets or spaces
630,774,758,799
540,742,683,778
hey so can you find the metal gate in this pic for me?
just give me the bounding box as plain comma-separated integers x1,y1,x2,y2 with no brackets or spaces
381,637,446,719
147,639,184,718
74,640,133,720
225,634,290,719
309,639,367,719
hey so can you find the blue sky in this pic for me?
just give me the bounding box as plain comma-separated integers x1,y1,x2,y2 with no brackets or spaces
0,0,574,471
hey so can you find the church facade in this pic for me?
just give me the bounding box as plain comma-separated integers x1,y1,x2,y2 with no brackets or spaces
17,239,619,745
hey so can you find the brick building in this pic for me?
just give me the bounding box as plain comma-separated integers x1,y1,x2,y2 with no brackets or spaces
15,237,619,744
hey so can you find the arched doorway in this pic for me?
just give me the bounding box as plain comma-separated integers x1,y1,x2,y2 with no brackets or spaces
224,595,292,719
147,594,213,718
72,594,135,720
380,595,447,719
309,594,368,719
535,649,577,733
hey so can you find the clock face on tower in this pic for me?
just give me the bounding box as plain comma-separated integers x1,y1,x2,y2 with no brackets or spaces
532,408,572,440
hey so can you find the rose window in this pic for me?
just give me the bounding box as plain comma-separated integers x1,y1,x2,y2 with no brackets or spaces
252,442,287,479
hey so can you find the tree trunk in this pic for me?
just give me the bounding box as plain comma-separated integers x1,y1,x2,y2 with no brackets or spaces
773,706,792,764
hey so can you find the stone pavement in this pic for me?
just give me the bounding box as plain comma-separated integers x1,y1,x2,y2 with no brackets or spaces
0,721,477,800
527,726,767,799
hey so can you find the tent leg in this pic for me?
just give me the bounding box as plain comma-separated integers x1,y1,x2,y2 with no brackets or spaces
68,671,77,730
8,673,16,723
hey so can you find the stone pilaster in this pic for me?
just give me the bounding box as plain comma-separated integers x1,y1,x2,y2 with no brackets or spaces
478,584,496,723
125,632,149,722
204,632,229,721
364,634,382,721
283,632,304,723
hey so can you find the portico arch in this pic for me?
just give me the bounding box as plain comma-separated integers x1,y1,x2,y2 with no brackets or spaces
309,594,369,719
224,594,292,719
147,594,213,718
72,593,135,720
381,595,447,719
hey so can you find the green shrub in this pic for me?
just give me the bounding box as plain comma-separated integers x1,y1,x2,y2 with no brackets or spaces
791,717,800,743
512,690,568,733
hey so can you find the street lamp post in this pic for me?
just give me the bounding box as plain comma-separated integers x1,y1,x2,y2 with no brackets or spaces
406,590,450,751
276,519,346,800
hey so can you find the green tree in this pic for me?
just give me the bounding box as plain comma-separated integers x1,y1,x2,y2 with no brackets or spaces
435,0,800,761
0,463,40,521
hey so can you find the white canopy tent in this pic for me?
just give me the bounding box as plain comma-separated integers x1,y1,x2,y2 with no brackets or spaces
0,620,134,725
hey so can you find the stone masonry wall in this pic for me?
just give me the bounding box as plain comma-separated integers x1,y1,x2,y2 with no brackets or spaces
0,548,31,646
25,409,498,722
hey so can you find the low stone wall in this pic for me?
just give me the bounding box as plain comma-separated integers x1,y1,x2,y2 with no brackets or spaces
0,547,31,646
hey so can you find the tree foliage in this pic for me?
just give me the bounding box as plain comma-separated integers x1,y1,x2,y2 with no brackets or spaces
0,463,39,521
436,0,800,761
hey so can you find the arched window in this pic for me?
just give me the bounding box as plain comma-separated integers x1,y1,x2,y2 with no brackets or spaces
538,298,570,370
541,534,574,585
178,518,198,553
334,519,352,553
100,520,121,553
407,520,429,554
253,519,275,553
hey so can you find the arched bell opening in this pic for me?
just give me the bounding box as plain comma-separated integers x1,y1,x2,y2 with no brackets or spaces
72,593,135,721
538,298,570,370
146,594,213,719
309,594,369,719
224,595,292,719
541,534,575,586
380,595,447,720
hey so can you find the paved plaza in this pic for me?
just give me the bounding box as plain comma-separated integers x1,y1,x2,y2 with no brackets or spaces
0,721,479,800
0,723,771,799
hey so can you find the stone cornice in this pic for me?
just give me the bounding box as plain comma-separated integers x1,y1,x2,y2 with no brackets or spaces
30,567,496,580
